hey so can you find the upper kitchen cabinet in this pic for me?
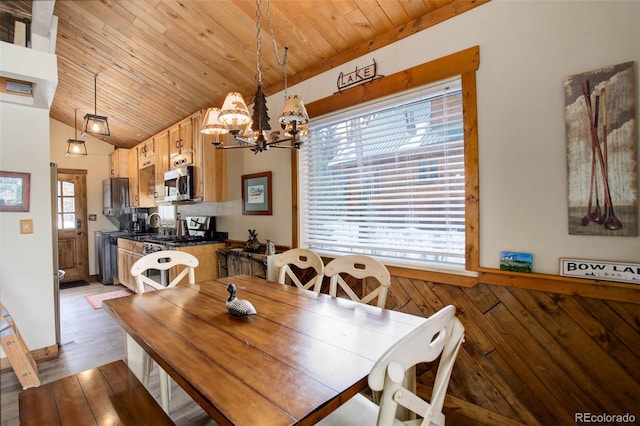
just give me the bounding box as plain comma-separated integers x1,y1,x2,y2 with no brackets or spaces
109,148,130,178
135,130,169,207
138,137,156,169
128,148,140,207
154,130,169,200
169,116,194,168
194,109,227,202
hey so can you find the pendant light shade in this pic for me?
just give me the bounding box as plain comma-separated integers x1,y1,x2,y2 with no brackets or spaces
201,107,229,135
218,92,251,134
279,94,309,126
82,73,110,139
66,108,87,157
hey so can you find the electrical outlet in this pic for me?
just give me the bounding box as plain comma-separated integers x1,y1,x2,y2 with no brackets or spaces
20,219,33,234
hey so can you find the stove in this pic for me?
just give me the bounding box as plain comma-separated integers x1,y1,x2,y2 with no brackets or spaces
139,233,228,252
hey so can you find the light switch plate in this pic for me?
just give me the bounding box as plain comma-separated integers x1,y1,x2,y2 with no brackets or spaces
20,219,33,234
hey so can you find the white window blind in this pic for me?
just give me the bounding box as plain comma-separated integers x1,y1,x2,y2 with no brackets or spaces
299,79,465,270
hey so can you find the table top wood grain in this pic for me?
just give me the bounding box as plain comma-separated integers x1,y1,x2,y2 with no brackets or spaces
104,274,426,425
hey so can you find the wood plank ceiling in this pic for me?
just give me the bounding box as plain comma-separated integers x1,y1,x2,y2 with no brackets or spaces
1,0,488,149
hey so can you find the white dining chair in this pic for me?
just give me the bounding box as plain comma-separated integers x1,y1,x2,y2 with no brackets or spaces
274,248,325,292
315,305,465,426
128,250,199,413
324,254,391,308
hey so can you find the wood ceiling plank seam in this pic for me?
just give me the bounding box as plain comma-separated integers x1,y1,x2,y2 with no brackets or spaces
123,2,169,35
375,0,415,27
295,1,358,53
353,0,398,33
173,1,259,76
343,8,379,41
279,0,341,59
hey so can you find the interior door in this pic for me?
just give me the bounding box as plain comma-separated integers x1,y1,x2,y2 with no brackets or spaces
56,169,89,282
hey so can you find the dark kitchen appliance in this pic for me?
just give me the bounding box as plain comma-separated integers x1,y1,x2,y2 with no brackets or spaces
96,230,128,284
103,177,147,232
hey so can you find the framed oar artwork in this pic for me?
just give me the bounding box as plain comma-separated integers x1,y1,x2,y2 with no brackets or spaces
564,61,637,236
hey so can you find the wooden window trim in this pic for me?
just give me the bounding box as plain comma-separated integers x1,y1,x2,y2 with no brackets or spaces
291,46,639,302
292,46,480,271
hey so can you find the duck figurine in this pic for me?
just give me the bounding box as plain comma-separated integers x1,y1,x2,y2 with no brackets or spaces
226,284,257,318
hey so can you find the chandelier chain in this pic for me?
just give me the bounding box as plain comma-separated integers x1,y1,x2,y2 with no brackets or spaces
255,0,263,84
265,0,288,95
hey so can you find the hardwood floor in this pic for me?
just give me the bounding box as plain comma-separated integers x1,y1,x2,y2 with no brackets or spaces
0,281,216,426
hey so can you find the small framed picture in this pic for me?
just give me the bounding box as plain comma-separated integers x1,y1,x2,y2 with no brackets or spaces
242,171,272,215
499,251,533,273
0,171,31,212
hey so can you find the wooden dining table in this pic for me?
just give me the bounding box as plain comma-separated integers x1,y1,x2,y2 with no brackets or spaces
103,274,426,426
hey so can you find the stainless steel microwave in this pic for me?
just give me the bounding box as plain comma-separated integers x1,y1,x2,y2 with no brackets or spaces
164,165,194,202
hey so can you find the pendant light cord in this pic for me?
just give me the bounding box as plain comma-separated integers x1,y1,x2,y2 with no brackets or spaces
93,73,98,115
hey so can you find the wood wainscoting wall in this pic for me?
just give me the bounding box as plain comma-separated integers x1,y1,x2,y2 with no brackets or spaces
379,275,639,425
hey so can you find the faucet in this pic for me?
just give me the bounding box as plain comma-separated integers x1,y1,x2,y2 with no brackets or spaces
147,212,161,228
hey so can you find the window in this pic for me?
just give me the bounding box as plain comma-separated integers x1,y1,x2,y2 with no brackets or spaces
57,180,76,230
299,80,466,270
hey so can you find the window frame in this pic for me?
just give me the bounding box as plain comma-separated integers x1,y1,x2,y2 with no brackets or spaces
291,46,480,276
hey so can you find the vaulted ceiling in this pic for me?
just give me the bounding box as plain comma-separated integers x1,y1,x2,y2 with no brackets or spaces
1,0,488,149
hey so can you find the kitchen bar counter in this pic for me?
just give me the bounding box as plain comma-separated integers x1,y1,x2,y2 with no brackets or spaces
118,232,228,247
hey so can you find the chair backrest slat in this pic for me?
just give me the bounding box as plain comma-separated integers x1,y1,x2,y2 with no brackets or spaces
130,250,199,293
274,248,325,292
324,254,391,308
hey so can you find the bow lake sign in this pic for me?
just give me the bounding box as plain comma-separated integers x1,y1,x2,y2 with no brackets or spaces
336,60,383,92
560,258,640,284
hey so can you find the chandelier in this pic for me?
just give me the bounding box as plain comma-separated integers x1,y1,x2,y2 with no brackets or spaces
200,0,310,153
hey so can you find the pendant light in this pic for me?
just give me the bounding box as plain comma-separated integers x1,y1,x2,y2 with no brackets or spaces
82,73,110,139
66,108,87,157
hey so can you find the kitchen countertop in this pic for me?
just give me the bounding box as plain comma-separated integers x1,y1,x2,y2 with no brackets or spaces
118,233,227,248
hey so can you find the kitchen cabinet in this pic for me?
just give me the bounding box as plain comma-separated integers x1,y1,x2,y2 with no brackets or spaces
137,165,156,207
169,116,194,168
130,130,168,206
128,148,140,207
195,109,227,202
128,109,226,204
109,148,130,178
154,130,169,200
172,243,225,286
217,248,277,281
117,238,144,292
138,138,155,169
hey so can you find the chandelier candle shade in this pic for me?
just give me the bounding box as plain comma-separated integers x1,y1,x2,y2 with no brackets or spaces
66,108,87,157
82,73,110,140
200,0,310,153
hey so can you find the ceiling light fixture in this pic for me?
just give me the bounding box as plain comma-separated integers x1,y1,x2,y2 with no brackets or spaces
201,0,310,153
66,108,87,157
82,73,110,140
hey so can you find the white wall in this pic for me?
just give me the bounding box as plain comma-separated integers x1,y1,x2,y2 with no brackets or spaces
49,119,119,275
0,103,56,354
193,0,640,274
